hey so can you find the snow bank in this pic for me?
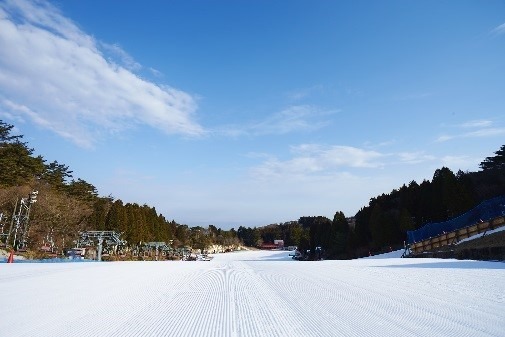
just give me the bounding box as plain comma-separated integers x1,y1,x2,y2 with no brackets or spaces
362,249,405,259
0,250,503,336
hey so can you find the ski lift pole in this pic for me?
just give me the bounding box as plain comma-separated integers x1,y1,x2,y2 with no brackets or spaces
19,203,33,250
97,236,103,261
11,198,25,250
5,197,18,248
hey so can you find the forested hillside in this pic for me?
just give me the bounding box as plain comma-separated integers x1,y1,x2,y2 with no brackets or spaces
0,120,240,253
237,145,505,259
1,119,504,259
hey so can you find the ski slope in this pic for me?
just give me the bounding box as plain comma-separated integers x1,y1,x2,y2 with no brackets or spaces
0,250,504,337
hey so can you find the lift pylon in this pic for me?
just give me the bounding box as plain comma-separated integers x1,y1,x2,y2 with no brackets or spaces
77,230,125,261
5,191,38,251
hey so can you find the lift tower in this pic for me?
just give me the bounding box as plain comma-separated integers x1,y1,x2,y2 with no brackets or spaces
6,191,38,250
77,231,125,261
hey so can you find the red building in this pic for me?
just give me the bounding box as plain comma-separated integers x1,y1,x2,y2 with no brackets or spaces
260,241,284,250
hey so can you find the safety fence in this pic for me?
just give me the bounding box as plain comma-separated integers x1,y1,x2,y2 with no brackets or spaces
407,194,505,245
408,215,505,255
407,195,505,244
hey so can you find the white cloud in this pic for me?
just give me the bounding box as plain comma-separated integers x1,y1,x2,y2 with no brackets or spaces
285,85,323,101
251,144,384,178
100,42,142,72
0,0,203,148
363,139,396,149
251,105,335,135
436,119,505,143
465,127,505,138
458,120,492,128
491,22,505,35
217,105,336,137
435,135,453,142
149,67,163,78
398,151,436,164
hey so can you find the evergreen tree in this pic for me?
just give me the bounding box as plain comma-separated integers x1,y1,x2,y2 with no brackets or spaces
479,145,505,171
369,203,386,249
0,120,45,186
89,197,112,231
66,178,98,201
399,208,415,232
354,206,372,248
41,161,73,190
330,211,348,257
105,200,127,234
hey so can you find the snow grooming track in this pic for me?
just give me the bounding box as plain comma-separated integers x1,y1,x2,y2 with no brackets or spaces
229,261,307,337
0,250,504,337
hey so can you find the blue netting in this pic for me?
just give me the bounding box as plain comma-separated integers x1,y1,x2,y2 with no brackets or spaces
407,194,505,244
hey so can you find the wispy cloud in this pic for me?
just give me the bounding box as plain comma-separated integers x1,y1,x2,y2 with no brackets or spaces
0,0,203,148
251,144,384,178
250,105,335,135
149,67,163,78
491,22,505,35
363,139,396,149
100,42,142,72
398,151,436,164
465,127,505,137
217,105,337,137
285,85,323,101
435,135,454,142
458,120,492,128
436,119,505,143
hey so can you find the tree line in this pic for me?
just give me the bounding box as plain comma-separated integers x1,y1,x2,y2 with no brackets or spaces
237,146,505,259
2,119,504,259
0,120,239,252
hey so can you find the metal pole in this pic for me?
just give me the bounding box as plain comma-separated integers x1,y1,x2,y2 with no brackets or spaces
19,200,32,249
97,237,103,261
12,199,24,251
6,198,18,247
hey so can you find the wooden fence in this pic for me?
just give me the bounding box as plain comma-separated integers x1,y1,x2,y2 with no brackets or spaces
409,215,505,255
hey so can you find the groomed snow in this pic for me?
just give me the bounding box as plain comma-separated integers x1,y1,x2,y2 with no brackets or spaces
1,250,504,337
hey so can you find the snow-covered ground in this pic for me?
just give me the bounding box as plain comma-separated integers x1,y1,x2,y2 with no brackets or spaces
0,250,504,337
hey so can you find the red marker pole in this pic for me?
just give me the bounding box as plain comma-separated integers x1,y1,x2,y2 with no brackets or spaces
7,250,14,263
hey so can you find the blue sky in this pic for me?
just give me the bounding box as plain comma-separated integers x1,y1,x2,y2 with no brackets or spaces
1,0,504,228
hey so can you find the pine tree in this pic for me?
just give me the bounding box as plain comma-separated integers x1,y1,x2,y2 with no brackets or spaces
370,203,386,249
66,178,98,201
479,145,505,171
330,211,349,257
41,161,73,190
0,120,45,186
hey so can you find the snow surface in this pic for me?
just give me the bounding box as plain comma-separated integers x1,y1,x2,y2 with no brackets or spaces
363,249,405,259
1,250,504,337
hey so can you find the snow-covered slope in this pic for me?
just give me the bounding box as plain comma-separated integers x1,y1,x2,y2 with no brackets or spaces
0,250,503,336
